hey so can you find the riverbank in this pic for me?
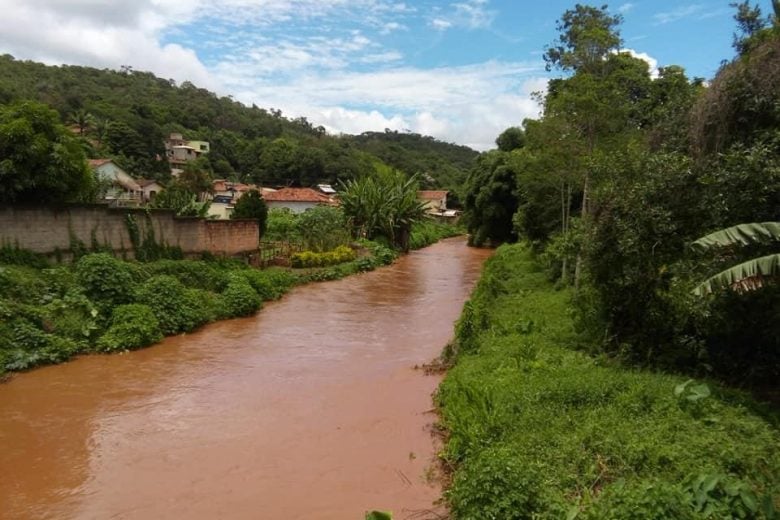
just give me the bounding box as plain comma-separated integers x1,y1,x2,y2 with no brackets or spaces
437,243,780,518
0,221,460,377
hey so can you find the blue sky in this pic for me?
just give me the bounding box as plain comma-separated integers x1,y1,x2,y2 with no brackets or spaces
0,0,774,149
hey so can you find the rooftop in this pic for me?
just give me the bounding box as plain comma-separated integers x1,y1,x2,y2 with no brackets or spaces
262,187,334,203
418,190,449,200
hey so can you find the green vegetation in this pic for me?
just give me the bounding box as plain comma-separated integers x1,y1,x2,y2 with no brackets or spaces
231,189,268,236
0,55,475,190
0,215,459,376
460,3,780,388
439,244,780,519
0,100,94,204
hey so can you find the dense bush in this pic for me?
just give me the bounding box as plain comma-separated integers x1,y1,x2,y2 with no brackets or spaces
291,245,356,268
439,244,780,518
221,274,262,317
134,275,204,334
96,304,163,352
295,206,351,252
239,268,298,300
145,259,229,292
75,253,143,307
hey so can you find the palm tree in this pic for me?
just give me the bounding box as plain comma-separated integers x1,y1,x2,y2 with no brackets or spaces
691,222,780,295
69,109,94,135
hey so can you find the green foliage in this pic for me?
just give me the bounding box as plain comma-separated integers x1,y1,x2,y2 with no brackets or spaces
145,259,229,292
495,126,526,152
238,268,298,300
75,253,140,307
96,304,163,352
0,243,49,268
264,208,301,241
408,220,461,250
291,246,356,268
365,511,393,520
134,275,205,334
151,185,210,217
231,189,268,237
440,244,780,519
0,100,94,203
462,151,520,246
221,273,262,317
339,167,427,250
544,4,623,74
295,206,350,252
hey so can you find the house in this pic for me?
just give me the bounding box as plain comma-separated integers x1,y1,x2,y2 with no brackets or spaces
136,179,164,203
262,187,335,214
418,190,448,214
89,159,142,206
164,133,209,168
208,180,278,220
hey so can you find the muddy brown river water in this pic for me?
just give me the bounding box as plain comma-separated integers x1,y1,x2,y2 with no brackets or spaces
0,237,491,520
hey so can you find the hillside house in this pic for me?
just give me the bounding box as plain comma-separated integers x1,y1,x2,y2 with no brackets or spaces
164,133,209,168
263,187,335,213
89,159,142,206
418,190,448,214
137,179,164,202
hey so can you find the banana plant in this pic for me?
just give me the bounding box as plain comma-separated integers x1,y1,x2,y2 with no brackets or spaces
691,222,780,295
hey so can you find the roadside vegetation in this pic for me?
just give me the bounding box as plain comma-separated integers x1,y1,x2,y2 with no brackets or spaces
438,244,779,518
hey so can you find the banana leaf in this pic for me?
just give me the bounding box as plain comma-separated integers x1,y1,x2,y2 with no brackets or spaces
693,254,780,295
691,222,780,252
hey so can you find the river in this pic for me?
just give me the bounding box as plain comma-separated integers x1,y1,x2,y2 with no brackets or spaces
0,237,491,519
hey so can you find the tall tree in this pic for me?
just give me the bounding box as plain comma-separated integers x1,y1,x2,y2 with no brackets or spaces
0,101,94,203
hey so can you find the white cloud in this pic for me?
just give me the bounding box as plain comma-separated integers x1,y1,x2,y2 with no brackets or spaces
0,0,543,151
429,0,496,31
431,18,453,30
618,3,635,14
653,4,704,25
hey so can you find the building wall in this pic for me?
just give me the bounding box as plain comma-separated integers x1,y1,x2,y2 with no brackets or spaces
0,205,259,258
266,201,319,214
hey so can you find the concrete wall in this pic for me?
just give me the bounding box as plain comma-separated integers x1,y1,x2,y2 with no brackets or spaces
0,205,259,258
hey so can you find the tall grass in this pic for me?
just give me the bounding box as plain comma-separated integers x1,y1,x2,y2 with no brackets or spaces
438,243,780,519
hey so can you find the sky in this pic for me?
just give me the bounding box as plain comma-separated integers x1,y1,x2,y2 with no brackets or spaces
0,0,774,150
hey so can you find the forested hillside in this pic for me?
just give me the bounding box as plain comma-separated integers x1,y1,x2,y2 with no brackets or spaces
0,54,475,190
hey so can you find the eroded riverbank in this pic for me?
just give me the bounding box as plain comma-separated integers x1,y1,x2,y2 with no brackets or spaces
0,237,491,519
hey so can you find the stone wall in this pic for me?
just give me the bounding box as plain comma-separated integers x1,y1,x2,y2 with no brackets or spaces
0,205,259,258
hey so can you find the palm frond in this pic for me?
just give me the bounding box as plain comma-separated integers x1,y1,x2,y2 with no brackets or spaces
691,222,780,252
693,253,780,295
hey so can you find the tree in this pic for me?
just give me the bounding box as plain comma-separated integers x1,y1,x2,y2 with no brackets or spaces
730,1,767,54
544,4,623,74
178,157,213,200
150,184,210,217
69,109,94,135
495,126,526,152
231,189,268,237
0,101,94,203
461,151,520,246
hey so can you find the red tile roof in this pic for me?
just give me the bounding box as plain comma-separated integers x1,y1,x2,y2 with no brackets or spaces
262,187,333,203
418,190,448,200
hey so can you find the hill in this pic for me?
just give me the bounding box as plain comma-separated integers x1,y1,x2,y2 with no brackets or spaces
0,54,477,191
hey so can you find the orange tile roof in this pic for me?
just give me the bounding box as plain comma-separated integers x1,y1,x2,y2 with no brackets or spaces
262,187,333,203
418,190,448,200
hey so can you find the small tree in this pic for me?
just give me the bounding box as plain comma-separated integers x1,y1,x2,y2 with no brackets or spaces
231,190,268,238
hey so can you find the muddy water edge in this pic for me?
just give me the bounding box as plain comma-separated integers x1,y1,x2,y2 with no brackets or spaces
0,237,491,519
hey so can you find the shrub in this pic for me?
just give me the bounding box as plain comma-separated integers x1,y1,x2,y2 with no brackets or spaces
291,245,356,268
75,253,139,306
221,274,262,317
145,259,229,292
239,268,298,300
135,275,203,334
96,304,163,352
295,206,350,252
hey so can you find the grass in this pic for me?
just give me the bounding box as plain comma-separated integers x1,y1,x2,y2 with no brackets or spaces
438,243,780,519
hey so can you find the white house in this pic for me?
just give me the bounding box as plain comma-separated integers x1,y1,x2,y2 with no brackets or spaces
88,159,142,206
